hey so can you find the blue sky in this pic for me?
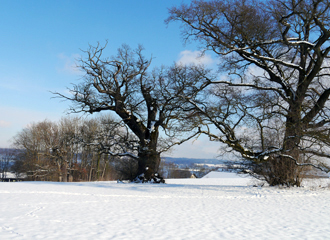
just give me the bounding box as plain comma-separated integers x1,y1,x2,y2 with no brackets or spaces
0,0,220,158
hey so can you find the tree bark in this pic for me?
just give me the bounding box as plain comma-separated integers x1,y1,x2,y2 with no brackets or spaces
280,104,303,186
137,150,161,180
134,124,162,181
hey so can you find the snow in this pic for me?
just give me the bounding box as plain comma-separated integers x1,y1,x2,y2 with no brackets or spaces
202,171,240,178
1,173,330,239
0,172,17,178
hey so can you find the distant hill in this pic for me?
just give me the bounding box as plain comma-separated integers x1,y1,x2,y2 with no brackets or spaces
162,156,227,165
0,148,20,156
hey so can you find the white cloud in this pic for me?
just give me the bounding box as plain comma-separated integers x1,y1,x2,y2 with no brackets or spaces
57,53,82,75
0,120,11,128
177,50,214,66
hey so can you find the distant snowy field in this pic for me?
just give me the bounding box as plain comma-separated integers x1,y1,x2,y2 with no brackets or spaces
1,172,330,240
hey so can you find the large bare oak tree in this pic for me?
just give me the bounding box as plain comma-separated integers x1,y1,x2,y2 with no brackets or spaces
167,0,330,186
55,43,205,182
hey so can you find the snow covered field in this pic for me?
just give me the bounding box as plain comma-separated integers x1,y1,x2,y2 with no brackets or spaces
1,172,330,240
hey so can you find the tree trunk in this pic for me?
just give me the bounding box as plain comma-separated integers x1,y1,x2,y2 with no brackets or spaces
279,107,303,186
96,153,101,180
137,150,161,181
62,161,68,182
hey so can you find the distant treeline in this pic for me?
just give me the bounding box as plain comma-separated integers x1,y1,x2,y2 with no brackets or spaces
9,115,141,182
2,116,215,182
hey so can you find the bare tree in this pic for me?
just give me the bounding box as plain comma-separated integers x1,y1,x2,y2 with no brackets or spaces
0,149,15,180
77,115,139,181
167,0,330,186
54,43,205,182
12,115,142,182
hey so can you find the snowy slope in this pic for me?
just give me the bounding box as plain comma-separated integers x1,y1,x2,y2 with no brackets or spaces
203,171,242,178
1,174,330,239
